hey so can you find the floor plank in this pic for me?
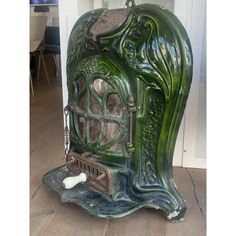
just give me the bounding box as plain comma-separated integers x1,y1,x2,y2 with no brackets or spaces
105,208,166,236
40,204,108,236
166,167,206,236
30,69,64,197
31,179,108,236
187,168,206,221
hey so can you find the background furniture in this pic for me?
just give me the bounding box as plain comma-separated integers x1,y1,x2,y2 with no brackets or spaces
33,5,50,14
43,26,61,80
30,15,50,97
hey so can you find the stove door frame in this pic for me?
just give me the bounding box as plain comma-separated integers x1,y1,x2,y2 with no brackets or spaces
67,55,134,160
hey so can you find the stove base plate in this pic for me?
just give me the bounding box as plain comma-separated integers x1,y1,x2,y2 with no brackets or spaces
43,166,186,222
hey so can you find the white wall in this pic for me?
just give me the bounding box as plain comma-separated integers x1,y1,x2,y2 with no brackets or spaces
174,0,206,168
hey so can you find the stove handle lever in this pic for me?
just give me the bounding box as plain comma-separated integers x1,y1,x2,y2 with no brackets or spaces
62,172,87,189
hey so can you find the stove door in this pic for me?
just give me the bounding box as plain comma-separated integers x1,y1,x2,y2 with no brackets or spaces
68,55,134,159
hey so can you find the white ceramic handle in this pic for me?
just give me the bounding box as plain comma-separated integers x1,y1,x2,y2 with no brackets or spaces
62,173,87,189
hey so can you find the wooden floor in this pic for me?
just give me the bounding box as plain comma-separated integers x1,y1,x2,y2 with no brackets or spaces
30,63,206,236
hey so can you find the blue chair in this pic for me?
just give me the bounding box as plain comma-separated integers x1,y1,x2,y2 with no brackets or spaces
30,15,50,97
43,26,61,80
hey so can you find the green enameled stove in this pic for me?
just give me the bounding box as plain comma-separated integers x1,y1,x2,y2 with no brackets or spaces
43,0,193,222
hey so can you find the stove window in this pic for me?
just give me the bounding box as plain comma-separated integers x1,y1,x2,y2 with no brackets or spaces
73,76,128,156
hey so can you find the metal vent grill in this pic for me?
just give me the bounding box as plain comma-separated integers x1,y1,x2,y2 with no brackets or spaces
67,152,112,195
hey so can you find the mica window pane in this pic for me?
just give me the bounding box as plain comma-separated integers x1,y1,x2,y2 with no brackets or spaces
79,116,85,138
93,78,113,96
90,95,101,113
78,93,86,110
89,119,101,143
107,93,122,116
102,122,120,144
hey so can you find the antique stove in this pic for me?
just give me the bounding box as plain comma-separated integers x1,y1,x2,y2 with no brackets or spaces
43,0,192,222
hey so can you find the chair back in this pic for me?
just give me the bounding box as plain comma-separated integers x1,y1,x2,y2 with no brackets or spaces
30,16,48,43
44,26,60,46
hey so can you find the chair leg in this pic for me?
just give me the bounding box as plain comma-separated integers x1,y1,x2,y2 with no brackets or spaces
40,50,50,88
53,54,61,80
30,72,35,98
37,54,41,81
52,54,59,78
